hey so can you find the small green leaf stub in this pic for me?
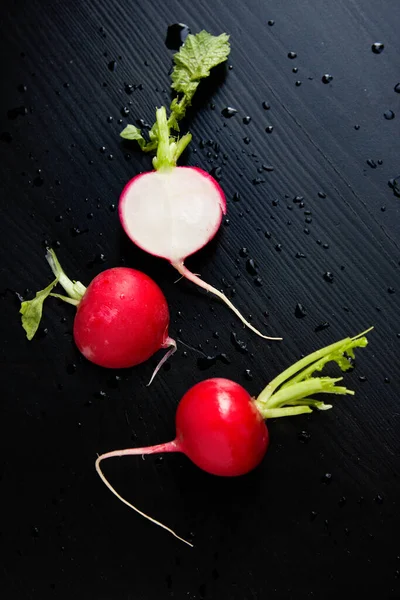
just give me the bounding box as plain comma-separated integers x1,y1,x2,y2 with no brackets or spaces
20,277,59,340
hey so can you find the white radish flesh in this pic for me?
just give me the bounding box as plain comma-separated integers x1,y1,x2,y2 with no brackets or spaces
119,166,281,340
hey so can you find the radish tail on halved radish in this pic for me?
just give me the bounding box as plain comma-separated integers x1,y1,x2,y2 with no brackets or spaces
95,441,193,547
172,260,282,341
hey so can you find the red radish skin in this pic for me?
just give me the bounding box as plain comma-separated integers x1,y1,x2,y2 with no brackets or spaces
95,329,372,546
74,267,173,369
175,379,268,476
118,164,281,341
20,250,177,380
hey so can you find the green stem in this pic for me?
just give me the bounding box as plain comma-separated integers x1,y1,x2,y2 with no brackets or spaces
50,293,80,307
152,106,192,170
257,328,372,405
253,328,372,420
46,249,86,301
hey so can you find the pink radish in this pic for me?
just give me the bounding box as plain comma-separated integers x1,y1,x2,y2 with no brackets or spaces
96,328,372,545
119,31,281,341
20,249,176,380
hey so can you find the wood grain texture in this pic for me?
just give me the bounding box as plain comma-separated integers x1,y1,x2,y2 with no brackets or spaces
1,0,400,598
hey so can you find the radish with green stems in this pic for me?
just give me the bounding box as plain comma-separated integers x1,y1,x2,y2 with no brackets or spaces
96,328,372,546
119,31,281,341
20,249,176,380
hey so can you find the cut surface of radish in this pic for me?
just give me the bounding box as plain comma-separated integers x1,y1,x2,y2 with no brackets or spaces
119,166,226,263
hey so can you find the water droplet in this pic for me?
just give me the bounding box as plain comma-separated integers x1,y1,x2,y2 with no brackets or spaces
253,177,265,184
31,526,40,538
295,80,302,87
233,192,241,202
338,496,347,507
243,116,251,124
221,107,237,118
358,375,367,382
246,258,258,275
267,19,275,26
310,511,318,521
323,271,334,283
387,286,395,294
322,472,332,484
210,166,222,181
265,125,274,133
121,106,130,117
108,60,117,71
298,430,311,443
315,322,330,332
384,109,395,120
375,494,384,504
165,23,191,50
288,51,297,59
371,42,384,54
295,303,307,318
18,84,28,93
262,164,274,172
244,369,253,380
231,331,248,354
107,116,113,123
265,231,271,239
395,83,400,94
322,74,333,84
292,67,298,73
66,363,77,375
296,252,306,258
197,355,217,370
7,106,28,119
275,243,282,251
254,276,263,286
239,247,248,257
262,101,271,110
388,177,400,197
243,136,251,145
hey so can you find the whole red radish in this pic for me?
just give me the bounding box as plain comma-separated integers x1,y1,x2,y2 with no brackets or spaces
118,31,281,341
95,328,372,545
20,249,176,380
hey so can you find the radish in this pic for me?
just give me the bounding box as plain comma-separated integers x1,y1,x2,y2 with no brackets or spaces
95,328,372,545
119,31,281,341
20,249,176,380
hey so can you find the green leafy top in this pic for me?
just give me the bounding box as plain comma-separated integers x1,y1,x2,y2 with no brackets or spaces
254,328,373,419
20,249,86,341
120,31,230,170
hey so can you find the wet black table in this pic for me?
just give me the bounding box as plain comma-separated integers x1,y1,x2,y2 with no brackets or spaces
1,0,400,598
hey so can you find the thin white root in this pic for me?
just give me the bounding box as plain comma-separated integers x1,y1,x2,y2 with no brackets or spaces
95,451,193,547
172,261,282,341
147,337,177,386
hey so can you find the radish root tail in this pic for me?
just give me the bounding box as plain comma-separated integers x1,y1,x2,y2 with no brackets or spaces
95,449,193,547
172,261,282,341
147,337,177,386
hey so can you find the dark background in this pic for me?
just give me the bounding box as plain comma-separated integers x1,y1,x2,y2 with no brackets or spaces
1,0,400,598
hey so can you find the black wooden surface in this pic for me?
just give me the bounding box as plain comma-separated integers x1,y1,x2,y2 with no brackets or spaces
1,0,400,598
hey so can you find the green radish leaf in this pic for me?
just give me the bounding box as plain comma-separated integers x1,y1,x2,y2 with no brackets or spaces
120,31,230,164
120,124,148,147
20,277,59,340
171,31,230,97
